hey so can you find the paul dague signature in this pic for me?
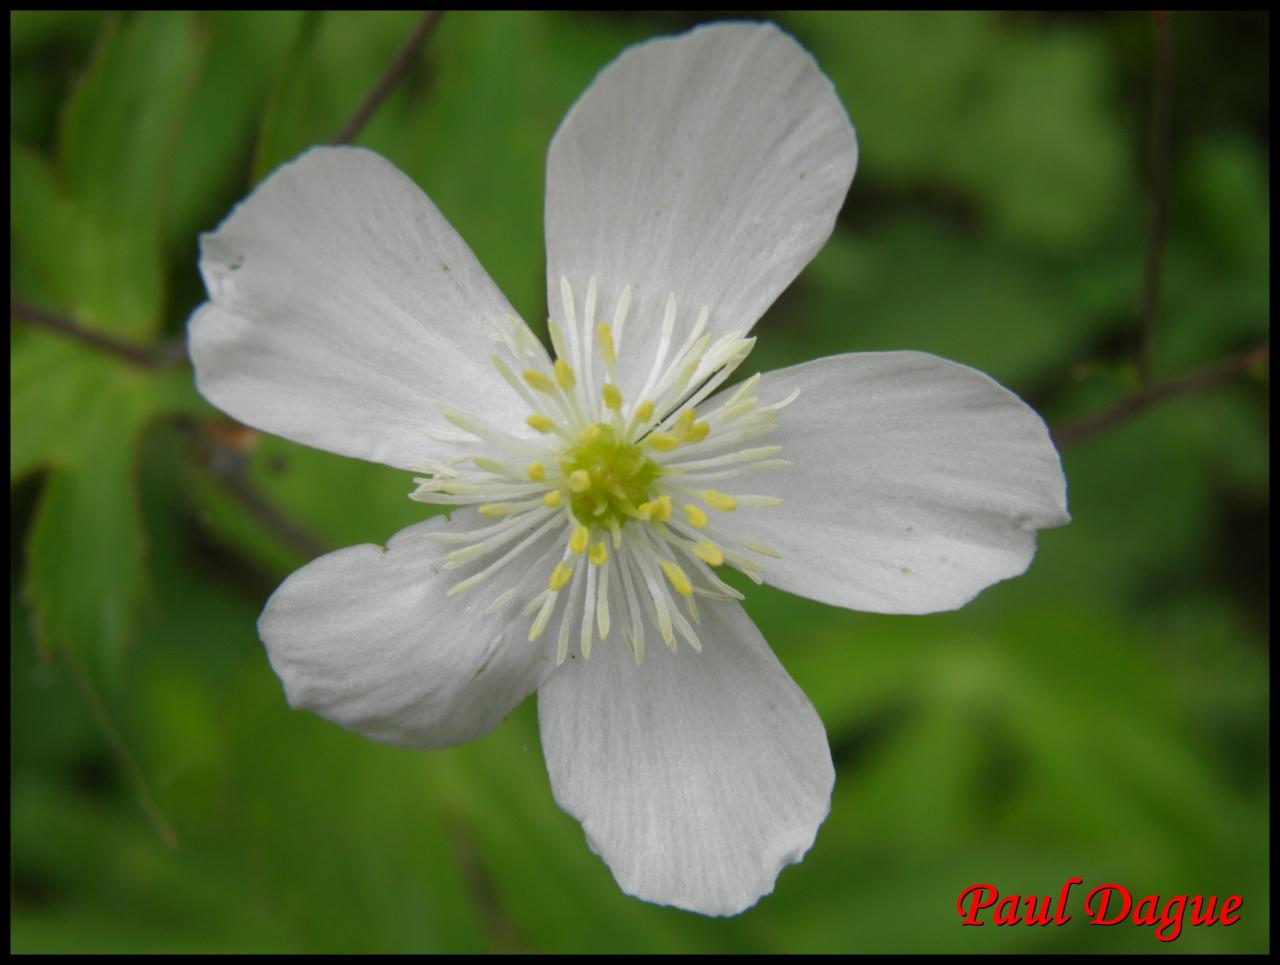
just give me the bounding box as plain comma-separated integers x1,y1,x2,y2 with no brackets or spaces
957,877,1242,943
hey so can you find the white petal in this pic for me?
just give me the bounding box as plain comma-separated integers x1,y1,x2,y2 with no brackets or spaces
190,146,527,471
538,599,833,916
713,352,1070,614
258,511,561,749
545,23,857,396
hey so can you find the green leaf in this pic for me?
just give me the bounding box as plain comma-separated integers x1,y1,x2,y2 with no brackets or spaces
56,12,203,338
13,333,201,687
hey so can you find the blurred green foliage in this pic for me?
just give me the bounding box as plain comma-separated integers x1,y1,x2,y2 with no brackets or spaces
10,10,1269,953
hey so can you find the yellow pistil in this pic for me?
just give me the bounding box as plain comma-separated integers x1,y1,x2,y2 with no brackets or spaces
522,369,556,394
527,414,555,433
549,563,573,591
702,489,737,512
659,561,693,597
570,525,590,554
543,490,562,508
588,542,608,566
693,540,724,566
683,504,709,529
554,359,576,390
602,383,623,411
527,462,546,482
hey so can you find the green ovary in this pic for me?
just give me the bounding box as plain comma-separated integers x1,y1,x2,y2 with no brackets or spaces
559,424,662,528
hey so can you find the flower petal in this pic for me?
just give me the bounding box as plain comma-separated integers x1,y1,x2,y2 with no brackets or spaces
545,22,857,396
190,146,527,471
258,511,561,749
537,599,833,916
713,352,1070,614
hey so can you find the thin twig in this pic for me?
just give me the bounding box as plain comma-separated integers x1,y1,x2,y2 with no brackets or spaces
1136,11,1174,390
204,456,333,561
11,298,187,369
333,11,444,145
1053,343,1269,450
61,645,181,850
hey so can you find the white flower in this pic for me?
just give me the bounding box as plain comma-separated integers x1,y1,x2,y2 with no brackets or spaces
188,22,1068,916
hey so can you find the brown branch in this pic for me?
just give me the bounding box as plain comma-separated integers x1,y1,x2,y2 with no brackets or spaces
333,11,444,145
1053,343,1269,450
11,298,187,369
1136,11,1174,390
203,454,334,561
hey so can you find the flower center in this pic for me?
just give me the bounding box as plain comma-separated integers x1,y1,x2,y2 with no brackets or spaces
560,423,662,528
406,276,798,666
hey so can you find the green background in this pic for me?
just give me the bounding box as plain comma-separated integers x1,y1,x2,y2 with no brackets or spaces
10,11,1269,953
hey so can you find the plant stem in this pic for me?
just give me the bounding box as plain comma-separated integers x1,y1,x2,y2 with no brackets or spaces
333,11,444,145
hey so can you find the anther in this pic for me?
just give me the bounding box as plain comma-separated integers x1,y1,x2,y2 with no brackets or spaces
589,542,608,566
693,541,724,566
646,432,680,451
527,462,546,482
602,383,623,411
682,421,710,444
568,470,591,493
597,324,617,366
570,525,590,554
660,561,693,597
543,490,563,508
554,359,576,391
702,490,737,511
683,504,709,529
634,401,654,423
522,369,556,394
527,414,555,433
549,563,574,591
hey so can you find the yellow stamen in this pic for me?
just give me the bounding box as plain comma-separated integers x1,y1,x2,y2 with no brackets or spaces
554,359,576,390
570,525,590,554
693,541,724,566
675,409,695,435
683,504,709,529
579,424,602,445
522,369,556,394
549,563,573,591
478,503,510,518
527,414,555,434
588,542,608,566
660,561,693,597
602,383,623,411
544,490,563,508
652,494,673,521
702,490,737,512
527,462,546,482
634,400,654,423
646,432,680,451
568,470,591,493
